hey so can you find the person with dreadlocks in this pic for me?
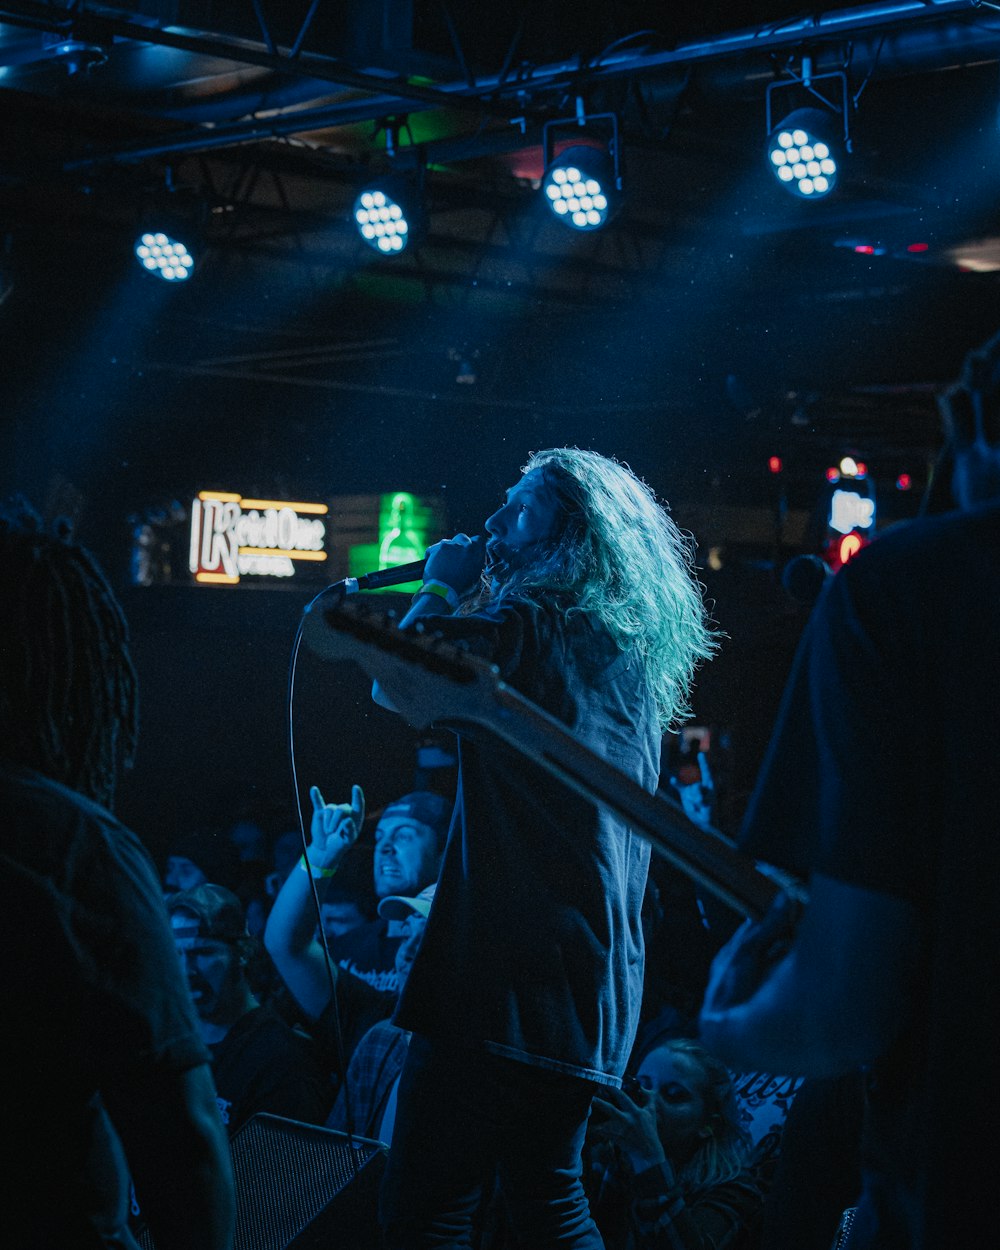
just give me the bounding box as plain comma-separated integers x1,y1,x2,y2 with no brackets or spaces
372,449,717,1249
0,499,235,1250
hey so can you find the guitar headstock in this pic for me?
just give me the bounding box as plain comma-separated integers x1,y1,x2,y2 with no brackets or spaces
301,595,500,729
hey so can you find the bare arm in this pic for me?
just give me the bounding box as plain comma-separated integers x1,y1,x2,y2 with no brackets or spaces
699,873,922,1077
263,784,363,1020
107,1063,235,1250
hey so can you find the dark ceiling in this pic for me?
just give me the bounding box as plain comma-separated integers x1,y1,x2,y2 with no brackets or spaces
3,0,1000,521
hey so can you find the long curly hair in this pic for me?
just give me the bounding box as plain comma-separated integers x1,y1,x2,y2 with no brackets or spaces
487,448,718,729
0,498,138,809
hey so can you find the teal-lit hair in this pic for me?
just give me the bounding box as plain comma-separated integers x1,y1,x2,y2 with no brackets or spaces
490,448,718,730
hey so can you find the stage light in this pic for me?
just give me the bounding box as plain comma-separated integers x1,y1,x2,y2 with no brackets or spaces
134,229,196,281
541,105,622,232
542,145,618,231
353,178,423,255
767,108,839,199
768,455,783,474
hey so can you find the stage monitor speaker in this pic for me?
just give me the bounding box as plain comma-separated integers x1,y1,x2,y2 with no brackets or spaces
137,1114,386,1250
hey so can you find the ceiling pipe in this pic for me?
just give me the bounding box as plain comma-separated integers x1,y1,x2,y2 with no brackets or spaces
2,0,985,171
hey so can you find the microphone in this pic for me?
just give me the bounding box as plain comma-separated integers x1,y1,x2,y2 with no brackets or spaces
343,558,426,594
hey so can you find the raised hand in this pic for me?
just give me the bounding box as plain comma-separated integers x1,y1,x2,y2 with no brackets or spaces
307,783,365,869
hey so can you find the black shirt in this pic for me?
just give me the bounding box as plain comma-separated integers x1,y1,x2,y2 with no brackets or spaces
327,916,403,993
739,503,1000,1250
1,762,209,1249
210,1004,331,1134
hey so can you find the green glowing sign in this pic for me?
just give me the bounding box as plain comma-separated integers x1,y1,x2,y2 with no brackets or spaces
348,492,439,593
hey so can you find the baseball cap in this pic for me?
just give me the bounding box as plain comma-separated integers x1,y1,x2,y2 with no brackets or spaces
165,882,247,943
379,792,451,840
378,882,436,922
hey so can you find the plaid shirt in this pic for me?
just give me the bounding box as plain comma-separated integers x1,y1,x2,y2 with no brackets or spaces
325,1020,410,1140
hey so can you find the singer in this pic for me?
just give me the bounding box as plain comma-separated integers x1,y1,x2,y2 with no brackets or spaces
374,448,717,1249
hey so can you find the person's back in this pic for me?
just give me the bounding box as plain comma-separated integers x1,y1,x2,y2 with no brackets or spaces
703,497,1000,1248
0,501,234,1250
2,761,229,1248
818,504,1000,1247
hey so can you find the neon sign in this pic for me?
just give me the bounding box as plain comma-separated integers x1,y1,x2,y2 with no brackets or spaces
829,488,875,535
189,491,328,585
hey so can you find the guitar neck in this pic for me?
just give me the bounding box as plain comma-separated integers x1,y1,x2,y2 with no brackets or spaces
306,600,801,920
450,680,791,920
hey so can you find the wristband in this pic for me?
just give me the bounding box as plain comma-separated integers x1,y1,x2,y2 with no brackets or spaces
415,580,460,611
299,855,336,879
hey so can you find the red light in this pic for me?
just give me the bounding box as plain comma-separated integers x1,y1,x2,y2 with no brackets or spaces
906,243,929,253
896,473,912,491
854,245,875,255
768,455,783,475
855,461,867,478
839,533,864,565
826,467,840,483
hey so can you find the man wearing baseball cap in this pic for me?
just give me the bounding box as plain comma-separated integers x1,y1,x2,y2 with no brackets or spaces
265,783,449,1013
168,882,329,1135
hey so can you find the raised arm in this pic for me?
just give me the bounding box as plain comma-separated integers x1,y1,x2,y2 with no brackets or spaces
264,784,364,1019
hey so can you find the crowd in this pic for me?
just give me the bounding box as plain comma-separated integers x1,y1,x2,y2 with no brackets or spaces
154,770,781,1250
7,332,999,1249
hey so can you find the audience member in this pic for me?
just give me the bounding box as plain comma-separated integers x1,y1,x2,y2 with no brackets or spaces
319,841,378,941
588,1038,765,1250
326,884,435,1142
267,783,448,996
168,882,331,1134
1,499,234,1250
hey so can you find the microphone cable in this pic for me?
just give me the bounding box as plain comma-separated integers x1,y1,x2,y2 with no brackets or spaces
286,581,359,1153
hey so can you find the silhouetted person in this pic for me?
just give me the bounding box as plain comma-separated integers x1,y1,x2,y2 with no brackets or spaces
0,499,235,1250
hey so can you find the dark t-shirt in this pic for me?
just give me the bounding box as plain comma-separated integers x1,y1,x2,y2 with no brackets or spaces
328,916,402,993
316,960,398,1072
394,598,660,1086
0,762,210,1249
739,503,1000,1249
210,1004,331,1134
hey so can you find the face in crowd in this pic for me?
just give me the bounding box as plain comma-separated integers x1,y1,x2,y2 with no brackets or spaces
170,912,245,1026
164,855,208,893
373,812,442,899
319,899,368,941
636,1046,716,1160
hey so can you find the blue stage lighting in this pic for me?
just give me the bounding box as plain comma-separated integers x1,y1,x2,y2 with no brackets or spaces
134,230,195,280
542,146,617,231
767,108,839,199
353,179,422,255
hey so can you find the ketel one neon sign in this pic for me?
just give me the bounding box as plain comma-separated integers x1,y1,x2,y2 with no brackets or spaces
189,491,328,584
